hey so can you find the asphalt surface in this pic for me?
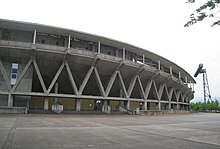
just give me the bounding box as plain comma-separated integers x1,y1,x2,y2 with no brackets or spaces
0,113,220,149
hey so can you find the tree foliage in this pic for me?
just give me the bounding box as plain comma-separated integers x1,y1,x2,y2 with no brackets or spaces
191,100,220,112
185,0,220,27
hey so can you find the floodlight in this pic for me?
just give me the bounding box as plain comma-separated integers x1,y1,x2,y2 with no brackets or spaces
194,64,203,77
194,63,212,111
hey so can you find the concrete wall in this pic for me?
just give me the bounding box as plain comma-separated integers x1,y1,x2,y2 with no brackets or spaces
101,44,116,56
148,102,156,110
36,33,66,47
0,24,193,112
0,28,32,43
110,101,119,111
30,97,76,110
72,40,92,51
130,101,139,110
0,27,156,66
16,64,33,92
0,29,2,40
0,62,11,91
81,99,94,111
0,62,33,92
0,61,33,106
29,97,44,110
0,95,7,106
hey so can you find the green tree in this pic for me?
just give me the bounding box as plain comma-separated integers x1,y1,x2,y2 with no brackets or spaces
185,0,220,27
191,99,220,112
191,102,199,111
207,100,211,110
198,102,206,111
213,100,219,111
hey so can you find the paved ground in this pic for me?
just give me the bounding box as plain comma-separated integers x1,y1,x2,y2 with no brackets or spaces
0,113,220,149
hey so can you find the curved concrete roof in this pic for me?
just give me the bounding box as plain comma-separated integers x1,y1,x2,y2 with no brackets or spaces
0,18,196,83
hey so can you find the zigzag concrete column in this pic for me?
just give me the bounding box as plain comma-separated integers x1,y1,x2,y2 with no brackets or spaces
44,97,48,110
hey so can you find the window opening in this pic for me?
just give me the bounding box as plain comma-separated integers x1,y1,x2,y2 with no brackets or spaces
10,63,18,85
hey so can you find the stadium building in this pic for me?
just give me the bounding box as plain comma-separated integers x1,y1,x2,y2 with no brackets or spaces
0,19,195,114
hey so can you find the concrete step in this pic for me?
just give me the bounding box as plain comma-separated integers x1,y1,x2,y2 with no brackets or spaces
28,110,130,115
28,110,107,115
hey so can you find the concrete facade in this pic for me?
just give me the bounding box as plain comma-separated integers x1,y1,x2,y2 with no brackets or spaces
0,19,195,113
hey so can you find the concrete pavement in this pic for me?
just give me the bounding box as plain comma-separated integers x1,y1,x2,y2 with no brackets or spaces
0,113,220,149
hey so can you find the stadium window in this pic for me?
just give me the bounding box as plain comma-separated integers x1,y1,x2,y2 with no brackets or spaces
12,63,18,70
10,63,18,85
41,39,45,44
12,68,17,73
108,51,111,55
2,29,10,40
11,74,17,79
56,41,59,46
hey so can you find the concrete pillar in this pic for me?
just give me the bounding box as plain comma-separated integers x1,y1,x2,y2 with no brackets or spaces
158,60,161,70
98,41,101,54
123,47,125,59
185,76,188,84
68,35,71,49
76,99,82,111
103,100,108,106
102,100,111,114
120,88,123,98
116,49,119,57
170,66,173,75
168,101,171,110
144,100,147,110
33,29,36,44
102,100,108,112
44,97,49,110
134,54,137,62
126,101,130,110
158,101,161,110
8,93,13,107
143,54,145,64
54,82,58,102
179,71,181,80
92,44,96,52
168,102,171,110
119,101,124,106
192,83,194,91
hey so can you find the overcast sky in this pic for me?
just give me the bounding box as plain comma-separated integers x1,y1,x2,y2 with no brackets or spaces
0,0,219,100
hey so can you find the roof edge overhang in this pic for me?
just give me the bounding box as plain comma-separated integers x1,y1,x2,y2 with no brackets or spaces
0,18,196,83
